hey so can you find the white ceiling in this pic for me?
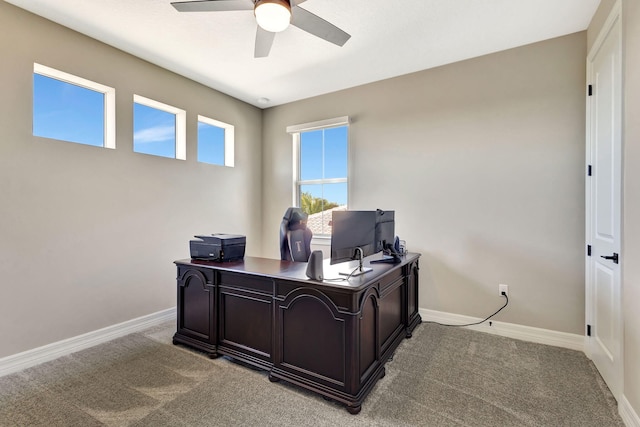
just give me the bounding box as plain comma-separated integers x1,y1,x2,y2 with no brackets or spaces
6,0,600,108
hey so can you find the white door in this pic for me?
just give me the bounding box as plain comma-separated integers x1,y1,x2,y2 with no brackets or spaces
586,1,622,401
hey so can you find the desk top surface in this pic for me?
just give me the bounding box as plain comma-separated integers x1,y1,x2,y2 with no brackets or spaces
175,252,420,291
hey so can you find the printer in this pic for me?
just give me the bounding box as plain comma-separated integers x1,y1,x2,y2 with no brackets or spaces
189,234,246,262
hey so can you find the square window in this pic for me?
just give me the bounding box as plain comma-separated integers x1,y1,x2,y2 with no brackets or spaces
134,103,176,158
33,63,115,149
133,95,186,160
197,115,234,167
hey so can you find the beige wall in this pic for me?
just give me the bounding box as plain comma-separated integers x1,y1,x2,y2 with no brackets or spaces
262,33,587,335
0,2,263,358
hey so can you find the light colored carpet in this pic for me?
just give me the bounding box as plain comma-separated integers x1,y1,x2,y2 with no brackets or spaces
0,321,623,426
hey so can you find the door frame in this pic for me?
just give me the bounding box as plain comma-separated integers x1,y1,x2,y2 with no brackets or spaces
585,0,623,400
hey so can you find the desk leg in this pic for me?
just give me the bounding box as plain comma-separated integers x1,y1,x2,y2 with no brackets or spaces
268,373,280,383
346,405,362,415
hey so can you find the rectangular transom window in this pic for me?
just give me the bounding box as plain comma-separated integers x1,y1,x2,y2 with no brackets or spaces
197,115,235,167
133,95,186,160
287,116,350,237
33,63,115,148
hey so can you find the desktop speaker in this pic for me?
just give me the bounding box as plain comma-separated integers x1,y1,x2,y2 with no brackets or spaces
306,250,324,281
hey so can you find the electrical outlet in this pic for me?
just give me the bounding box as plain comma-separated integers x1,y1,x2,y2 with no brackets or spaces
499,284,508,297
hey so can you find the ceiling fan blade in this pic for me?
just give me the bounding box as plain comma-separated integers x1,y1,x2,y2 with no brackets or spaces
255,26,276,58
171,0,254,12
290,5,350,47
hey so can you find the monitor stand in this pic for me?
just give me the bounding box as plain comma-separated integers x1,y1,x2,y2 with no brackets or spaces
339,247,373,277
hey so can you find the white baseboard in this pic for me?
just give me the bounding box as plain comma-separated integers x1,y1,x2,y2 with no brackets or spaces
620,395,640,427
0,307,176,378
419,308,585,352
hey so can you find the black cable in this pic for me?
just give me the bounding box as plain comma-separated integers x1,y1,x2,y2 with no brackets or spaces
323,266,361,282
425,293,509,327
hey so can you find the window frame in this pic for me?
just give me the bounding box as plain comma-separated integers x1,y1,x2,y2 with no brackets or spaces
133,94,186,160
287,116,351,239
33,63,116,149
197,114,235,167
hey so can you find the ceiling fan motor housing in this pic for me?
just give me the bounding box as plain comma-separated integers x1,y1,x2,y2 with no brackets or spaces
254,0,292,33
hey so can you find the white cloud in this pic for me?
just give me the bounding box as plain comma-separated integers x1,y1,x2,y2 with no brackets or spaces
134,125,175,143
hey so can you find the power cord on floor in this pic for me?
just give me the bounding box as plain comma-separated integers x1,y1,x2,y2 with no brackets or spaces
425,293,509,327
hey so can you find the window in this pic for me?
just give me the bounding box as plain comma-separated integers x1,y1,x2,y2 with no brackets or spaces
287,117,350,237
197,115,235,167
133,95,186,160
33,63,115,148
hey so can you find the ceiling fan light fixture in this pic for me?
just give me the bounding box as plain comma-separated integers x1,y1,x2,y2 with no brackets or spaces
254,0,291,33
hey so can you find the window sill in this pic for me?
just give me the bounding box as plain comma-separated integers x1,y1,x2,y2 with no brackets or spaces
311,236,331,246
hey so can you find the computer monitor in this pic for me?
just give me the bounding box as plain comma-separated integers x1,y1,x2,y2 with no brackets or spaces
374,209,395,253
374,209,401,263
330,210,377,276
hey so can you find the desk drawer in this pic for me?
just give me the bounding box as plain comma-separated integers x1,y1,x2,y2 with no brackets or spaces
377,268,403,294
220,271,273,295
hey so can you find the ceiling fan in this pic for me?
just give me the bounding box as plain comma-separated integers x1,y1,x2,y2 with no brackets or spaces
171,0,351,58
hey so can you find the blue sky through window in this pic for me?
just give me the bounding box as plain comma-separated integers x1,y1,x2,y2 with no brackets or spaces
300,126,348,206
133,103,176,158
33,73,104,147
198,121,225,165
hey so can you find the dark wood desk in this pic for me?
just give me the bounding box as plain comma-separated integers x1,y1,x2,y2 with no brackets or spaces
173,253,421,414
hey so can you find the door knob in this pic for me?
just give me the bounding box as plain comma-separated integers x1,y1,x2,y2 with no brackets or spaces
600,253,619,264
